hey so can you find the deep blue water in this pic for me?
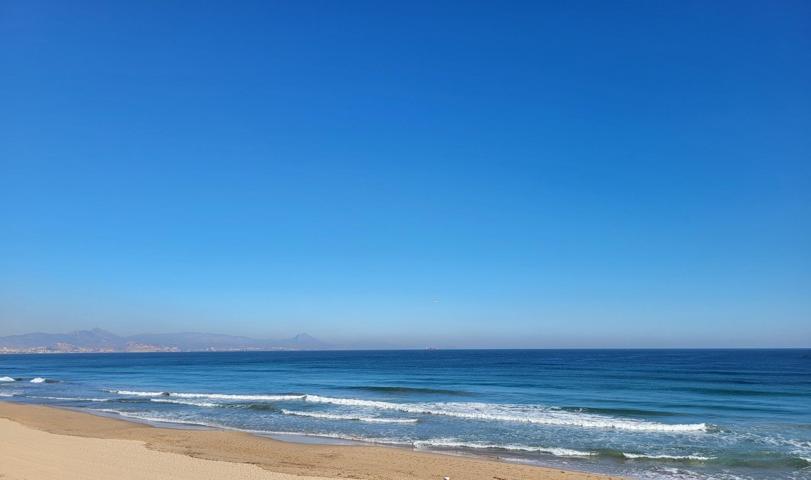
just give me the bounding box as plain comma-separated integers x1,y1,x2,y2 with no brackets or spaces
1,350,810,479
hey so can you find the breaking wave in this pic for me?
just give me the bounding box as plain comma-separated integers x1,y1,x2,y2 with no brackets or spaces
106,390,708,432
150,398,219,408
280,409,418,424
30,396,108,402
622,453,715,461
93,409,218,427
414,440,717,462
413,438,596,457
302,395,709,432
108,390,303,401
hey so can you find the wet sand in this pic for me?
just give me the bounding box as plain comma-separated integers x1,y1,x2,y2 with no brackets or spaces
0,402,618,480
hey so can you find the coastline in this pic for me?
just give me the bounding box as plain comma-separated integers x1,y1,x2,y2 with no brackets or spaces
0,402,617,480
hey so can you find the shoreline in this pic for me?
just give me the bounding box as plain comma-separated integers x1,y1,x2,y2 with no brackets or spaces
0,401,618,480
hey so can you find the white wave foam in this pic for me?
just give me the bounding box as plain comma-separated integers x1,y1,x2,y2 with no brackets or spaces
0,376,15,382
90,408,718,467
304,395,402,409
151,398,219,408
784,439,811,449
31,396,108,402
281,409,418,424
30,377,47,383
94,409,217,427
623,453,714,461
109,390,167,396
110,415,413,447
109,390,303,402
303,396,708,432
107,390,707,432
540,447,597,458
96,412,401,445
413,438,595,457
173,393,304,401
0,392,15,397
781,438,811,462
248,429,412,447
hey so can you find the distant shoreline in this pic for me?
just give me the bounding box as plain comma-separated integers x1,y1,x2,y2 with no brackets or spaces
0,348,311,355
2,347,809,355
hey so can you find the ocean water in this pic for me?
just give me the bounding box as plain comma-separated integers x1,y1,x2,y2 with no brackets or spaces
1,350,809,480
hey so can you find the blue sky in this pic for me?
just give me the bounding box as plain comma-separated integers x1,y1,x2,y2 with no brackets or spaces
1,1,809,347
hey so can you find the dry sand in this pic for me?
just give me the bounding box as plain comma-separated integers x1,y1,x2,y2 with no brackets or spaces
0,402,619,480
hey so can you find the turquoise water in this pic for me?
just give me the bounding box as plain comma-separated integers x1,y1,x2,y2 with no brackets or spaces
1,349,809,479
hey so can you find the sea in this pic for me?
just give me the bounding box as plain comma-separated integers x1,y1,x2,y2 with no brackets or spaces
1,349,809,480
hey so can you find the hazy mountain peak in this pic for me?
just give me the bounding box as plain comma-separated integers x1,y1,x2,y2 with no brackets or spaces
290,333,321,344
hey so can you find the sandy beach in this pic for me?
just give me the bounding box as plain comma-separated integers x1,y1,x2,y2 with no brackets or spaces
0,402,616,480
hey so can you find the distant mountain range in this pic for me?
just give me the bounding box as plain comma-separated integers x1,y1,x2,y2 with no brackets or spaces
0,328,328,353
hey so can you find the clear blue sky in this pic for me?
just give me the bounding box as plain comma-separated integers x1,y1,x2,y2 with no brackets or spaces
1,1,809,347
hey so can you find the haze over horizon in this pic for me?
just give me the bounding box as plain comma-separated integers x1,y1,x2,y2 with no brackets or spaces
2,1,810,348
0,326,808,350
